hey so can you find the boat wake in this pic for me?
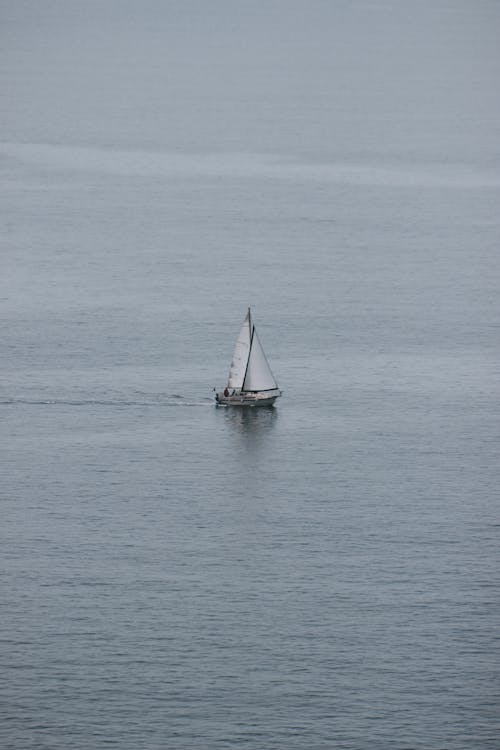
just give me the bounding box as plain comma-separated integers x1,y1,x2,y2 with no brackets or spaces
0,394,214,408
2,142,499,188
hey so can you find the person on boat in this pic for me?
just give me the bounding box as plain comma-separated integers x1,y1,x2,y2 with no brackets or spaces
224,387,229,397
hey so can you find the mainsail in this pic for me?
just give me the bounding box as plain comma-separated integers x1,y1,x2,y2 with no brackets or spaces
227,309,251,390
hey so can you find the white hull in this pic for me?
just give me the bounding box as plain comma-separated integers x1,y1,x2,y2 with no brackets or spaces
216,390,281,407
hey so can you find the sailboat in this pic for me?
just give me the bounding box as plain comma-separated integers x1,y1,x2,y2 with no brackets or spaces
215,308,281,407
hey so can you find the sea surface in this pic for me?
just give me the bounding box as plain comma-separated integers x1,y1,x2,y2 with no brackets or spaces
1,2,499,748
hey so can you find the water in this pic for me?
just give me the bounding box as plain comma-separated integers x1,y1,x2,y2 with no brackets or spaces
1,2,499,748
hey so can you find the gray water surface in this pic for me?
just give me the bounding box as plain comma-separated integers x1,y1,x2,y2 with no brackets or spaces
1,2,499,748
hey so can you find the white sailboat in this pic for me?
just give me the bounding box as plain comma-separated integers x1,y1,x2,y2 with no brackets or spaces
215,308,281,407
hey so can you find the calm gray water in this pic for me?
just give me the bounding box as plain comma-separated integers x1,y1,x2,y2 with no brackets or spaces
1,1,499,748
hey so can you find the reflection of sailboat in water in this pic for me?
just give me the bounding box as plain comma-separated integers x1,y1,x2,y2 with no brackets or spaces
225,402,278,431
215,308,281,407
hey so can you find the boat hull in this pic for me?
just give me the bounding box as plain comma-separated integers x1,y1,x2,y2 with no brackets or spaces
215,390,281,407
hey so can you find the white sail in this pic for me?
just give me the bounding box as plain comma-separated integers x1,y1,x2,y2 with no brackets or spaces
216,308,281,406
242,327,278,392
227,309,251,389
